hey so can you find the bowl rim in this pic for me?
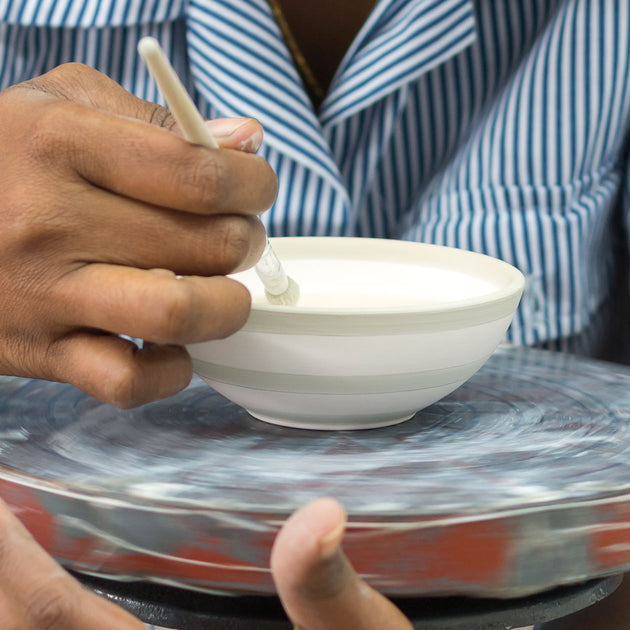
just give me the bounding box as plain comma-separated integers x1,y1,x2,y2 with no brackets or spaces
237,237,525,334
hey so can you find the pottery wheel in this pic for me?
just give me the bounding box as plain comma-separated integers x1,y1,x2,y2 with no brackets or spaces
2,346,630,597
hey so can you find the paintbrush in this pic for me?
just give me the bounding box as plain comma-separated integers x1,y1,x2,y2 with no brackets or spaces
137,36,299,306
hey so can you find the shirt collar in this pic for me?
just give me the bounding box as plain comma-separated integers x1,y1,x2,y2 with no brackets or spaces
0,0,185,27
321,0,477,126
185,0,476,189
186,0,347,197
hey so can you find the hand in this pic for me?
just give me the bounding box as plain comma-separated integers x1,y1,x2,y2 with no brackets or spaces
271,498,414,630
0,64,276,407
0,494,412,629
0,497,148,629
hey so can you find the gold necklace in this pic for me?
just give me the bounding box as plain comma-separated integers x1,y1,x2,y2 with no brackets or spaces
267,0,326,106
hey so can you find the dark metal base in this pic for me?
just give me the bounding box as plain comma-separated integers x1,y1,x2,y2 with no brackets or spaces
73,571,622,630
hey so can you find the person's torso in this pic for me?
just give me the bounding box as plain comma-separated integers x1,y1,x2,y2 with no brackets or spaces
2,0,629,355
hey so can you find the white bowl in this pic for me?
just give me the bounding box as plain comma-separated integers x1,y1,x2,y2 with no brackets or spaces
188,237,524,430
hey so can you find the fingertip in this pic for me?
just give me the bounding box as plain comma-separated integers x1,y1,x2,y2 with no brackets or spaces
271,497,347,578
232,216,268,272
96,340,193,408
176,275,251,341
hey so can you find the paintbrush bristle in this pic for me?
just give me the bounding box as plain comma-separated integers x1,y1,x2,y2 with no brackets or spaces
264,276,300,306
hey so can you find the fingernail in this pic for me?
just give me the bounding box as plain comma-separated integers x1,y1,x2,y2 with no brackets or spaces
318,511,347,559
205,118,263,152
205,117,252,137
241,128,263,152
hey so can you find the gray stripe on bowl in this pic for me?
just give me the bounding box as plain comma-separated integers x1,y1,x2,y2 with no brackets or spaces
192,357,489,394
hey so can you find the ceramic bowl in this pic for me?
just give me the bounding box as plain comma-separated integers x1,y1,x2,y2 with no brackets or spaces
188,237,524,430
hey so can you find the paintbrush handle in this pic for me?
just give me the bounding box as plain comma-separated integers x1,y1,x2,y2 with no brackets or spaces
138,37,298,305
255,241,290,295
137,37,219,149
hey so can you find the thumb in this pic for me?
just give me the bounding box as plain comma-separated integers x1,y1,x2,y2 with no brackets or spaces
271,498,413,630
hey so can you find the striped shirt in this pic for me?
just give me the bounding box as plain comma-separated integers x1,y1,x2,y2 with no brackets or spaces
1,0,630,358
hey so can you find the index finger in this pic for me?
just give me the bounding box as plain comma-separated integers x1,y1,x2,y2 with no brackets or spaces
30,94,278,216
22,64,264,154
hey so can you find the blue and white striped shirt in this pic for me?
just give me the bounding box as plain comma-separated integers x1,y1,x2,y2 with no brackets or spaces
1,0,630,358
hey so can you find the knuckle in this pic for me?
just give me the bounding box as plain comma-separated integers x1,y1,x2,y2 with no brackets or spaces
175,152,226,210
28,102,74,163
38,63,111,103
45,62,93,81
18,63,88,96
148,104,177,131
27,578,79,630
0,194,71,262
43,62,92,87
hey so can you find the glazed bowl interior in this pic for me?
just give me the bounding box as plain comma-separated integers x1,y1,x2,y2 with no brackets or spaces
188,237,524,430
